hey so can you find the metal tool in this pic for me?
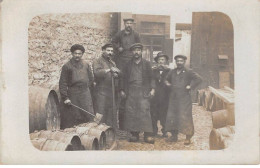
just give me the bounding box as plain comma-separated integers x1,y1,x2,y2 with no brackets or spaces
71,103,103,124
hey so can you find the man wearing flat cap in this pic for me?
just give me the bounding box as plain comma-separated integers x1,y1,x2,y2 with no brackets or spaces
164,54,202,145
150,52,170,137
59,44,94,128
120,43,155,144
93,43,121,127
112,17,141,129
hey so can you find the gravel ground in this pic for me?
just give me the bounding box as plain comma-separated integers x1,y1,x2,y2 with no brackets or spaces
115,104,212,150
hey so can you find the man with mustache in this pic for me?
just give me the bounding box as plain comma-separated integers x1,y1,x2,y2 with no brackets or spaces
164,55,202,145
150,52,170,137
112,17,141,130
120,43,155,144
59,44,94,128
93,43,121,127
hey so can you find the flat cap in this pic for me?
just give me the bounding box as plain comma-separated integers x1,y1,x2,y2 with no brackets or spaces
154,52,169,63
102,43,114,50
130,43,143,51
174,54,187,60
123,18,134,22
70,44,85,53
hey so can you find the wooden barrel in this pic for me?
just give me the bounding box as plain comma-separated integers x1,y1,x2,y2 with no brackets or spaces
30,130,82,150
197,90,204,106
80,135,99,150
29,86,60,133
96,124,115,149
204,91,213,111
209,126,235,150
31,138,73,151
212,110,228,129
79,122,116,150
65,126,106,150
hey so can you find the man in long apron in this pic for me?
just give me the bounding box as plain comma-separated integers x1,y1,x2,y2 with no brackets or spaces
165,55,202,145
120,43,155,144
59,44,94,128
112,17,141,130
150,52,170,137
93,43,121,127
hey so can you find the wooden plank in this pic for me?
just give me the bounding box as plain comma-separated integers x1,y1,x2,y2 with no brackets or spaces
208,86,234,104
224,86,234,93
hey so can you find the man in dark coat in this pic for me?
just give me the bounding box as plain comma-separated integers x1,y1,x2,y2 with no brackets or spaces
120,43,155,144
150,52,170,137
112,18,141,129
59,44,94,128
93,43,121,127
165,55,202,145
111,17,141,70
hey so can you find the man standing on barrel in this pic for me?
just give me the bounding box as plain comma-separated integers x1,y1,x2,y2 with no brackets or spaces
112,17,141,130
93,43,121,128
59,44,94,128
164,55,202,145
120,43,155,144
150,52,170,137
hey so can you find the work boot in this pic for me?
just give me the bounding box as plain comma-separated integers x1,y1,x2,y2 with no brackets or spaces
162,132,168,138
129,132,139,142
184,135,192,145
144,136,155,144
166,134,178,142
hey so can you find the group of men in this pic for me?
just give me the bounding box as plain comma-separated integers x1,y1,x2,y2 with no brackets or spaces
59,18,202,145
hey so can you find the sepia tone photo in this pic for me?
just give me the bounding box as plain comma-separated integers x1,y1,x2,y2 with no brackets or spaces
1,0,259,165
28,12,234,151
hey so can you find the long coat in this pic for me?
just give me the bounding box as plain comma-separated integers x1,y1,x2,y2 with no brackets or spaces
92,54,118,127
59,59,94,129
165,67,202,136
150,67,170,133
120,59,155,132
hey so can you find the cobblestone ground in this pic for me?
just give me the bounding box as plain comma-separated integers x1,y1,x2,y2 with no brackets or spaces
115,105,212,150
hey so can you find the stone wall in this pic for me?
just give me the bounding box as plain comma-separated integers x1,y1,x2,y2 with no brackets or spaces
28,13,118,87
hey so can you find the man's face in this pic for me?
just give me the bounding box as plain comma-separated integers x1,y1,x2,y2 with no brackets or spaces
72,49,83,62
175,57,186,69
132,47,142,59
124,20,133,31
103,47,114,58
158,57,167,65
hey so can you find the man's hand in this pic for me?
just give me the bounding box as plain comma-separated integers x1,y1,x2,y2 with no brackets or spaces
118,47,124,53
64,99,72,105
111,67,121,74
149,89,155,98
120,91,126,99
186,85,191,90
165,81,171,87
105,69,111,73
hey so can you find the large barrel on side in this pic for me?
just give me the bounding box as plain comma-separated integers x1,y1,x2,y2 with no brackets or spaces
29,86,60,133
31,138,73,151
30,130,82,150
209,126,235,150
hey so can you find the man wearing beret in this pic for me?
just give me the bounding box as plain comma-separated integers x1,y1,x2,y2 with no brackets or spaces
59,44,95,128
164,55,202,145
120,43,155,144
150,52,170,137
112,17,141,129
93,43,121,127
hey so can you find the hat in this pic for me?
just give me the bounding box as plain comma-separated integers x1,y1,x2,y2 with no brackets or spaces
174,54,187,60
70,44,85,53
102,43,114,50
130,43,143,51
123,18,134,22
154,52,169,63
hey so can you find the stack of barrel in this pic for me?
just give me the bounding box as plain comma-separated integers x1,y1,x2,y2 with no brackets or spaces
29,86,116,151
197,86,235,150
